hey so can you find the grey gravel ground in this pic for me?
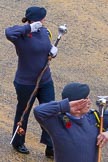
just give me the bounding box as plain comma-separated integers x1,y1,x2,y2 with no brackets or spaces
0,0,108,162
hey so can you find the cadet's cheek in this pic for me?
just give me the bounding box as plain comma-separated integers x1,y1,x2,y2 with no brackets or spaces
80,107,90,114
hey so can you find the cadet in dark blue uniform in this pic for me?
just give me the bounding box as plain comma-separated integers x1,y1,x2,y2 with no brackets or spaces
34,82,108,162
5,6,57,157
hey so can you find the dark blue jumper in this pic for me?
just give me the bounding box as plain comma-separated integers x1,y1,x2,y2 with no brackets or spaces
5,24,54,147
5,24,52,85
34,98,108,162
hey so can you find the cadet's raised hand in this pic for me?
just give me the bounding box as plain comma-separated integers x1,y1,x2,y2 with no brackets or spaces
30,21,42,32
69,98,91,117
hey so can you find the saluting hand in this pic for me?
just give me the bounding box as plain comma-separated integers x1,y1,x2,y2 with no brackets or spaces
69,98,91,117
30,21,42,32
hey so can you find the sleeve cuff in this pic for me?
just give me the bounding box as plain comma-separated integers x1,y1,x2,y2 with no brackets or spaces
59,98,70,113
24,24,31,34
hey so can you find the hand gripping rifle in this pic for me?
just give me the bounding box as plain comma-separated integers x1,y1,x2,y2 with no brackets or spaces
96,96,108,162
10,24,67,145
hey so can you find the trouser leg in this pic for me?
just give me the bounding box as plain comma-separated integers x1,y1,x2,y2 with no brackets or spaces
37,81,55,147
12,81,36,146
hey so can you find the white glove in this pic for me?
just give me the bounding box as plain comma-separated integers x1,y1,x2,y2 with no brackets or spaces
49,45,58,58
30,21,42,32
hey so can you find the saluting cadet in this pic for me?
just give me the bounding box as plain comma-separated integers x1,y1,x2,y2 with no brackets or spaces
34,82,108,162
5,6,57,158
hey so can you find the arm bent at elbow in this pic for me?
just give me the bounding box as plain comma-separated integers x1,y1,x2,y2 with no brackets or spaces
33,99,70,124
5,24,31,42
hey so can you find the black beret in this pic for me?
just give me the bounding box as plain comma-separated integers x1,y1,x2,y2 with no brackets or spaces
62,82,90,101
25,6,47,21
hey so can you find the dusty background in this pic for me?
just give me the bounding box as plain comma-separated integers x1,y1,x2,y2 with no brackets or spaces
0,0,108,162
